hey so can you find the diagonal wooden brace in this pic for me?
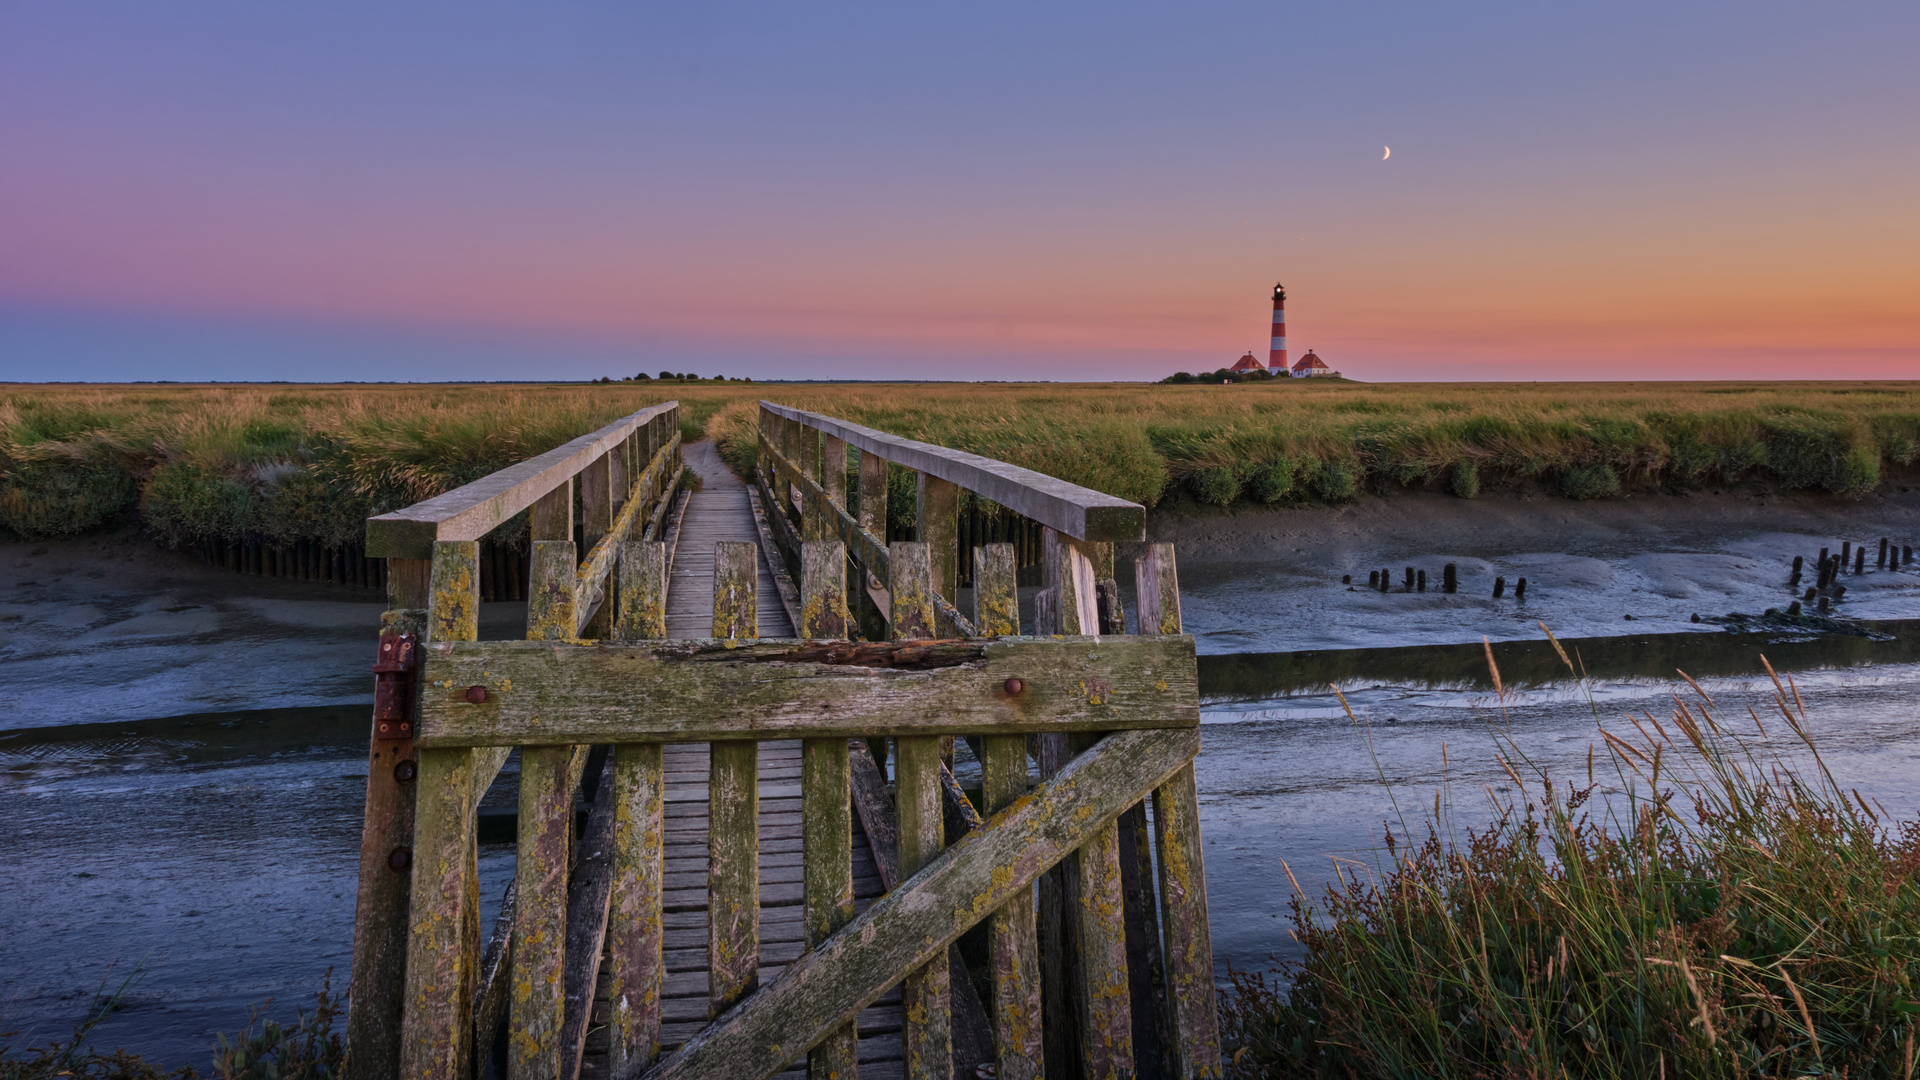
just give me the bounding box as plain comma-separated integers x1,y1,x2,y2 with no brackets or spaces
631,725,1200,1080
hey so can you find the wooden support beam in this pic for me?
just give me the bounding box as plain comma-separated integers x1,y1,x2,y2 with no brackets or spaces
801,731,856,1080
641,726,1201,1080
574,435,681,637
708,552,759,1018
981,741,1042,1079
532,481,574,553
414,635,1199,746
579,454,615,638
618,541,669,640
1138,544,1222,1080
1072,806,1135,1078
527,542,579,643
972,543,1020,639
889,539,950,1078
343,594,427,1080
398,542,482,1080
511,743,573,1080
606,743,666,1078
1118,801,1172,1078
559,753,619,1080
916,474,960,601
800,541,849,641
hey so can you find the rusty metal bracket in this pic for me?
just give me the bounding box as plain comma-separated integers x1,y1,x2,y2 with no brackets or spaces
372,632,418,740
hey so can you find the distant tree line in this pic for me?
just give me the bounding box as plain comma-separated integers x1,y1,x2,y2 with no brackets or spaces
595,372,753,384
1161,366,1287,384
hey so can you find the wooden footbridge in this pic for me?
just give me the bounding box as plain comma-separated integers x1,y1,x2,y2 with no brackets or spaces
347,401,1219,1080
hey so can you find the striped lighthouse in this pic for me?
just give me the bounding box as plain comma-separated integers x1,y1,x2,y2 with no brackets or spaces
1267,282,1288,373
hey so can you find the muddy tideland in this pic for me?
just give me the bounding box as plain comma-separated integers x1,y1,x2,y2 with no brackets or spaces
4,489,1920,1064
1155,486,1920,653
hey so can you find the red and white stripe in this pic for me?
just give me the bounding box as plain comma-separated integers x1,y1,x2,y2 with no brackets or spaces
1267,283,1287,372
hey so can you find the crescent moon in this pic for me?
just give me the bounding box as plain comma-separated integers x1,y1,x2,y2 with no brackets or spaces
1383,146,1391,160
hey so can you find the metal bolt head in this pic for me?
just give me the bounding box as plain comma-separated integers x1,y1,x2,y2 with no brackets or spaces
465,685,488,704
388,846,413,873
1003,677,1025,696
393,759,418,783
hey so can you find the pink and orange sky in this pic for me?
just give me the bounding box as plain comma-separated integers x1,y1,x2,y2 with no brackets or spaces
2,2,1916,382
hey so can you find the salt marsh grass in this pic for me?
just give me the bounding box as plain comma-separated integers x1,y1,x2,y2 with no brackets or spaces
1223,642,1920,1078
3,380,1918,550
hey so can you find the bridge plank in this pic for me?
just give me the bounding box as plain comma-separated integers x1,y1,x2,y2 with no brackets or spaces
638,726,1201,1080
757,401,1145,543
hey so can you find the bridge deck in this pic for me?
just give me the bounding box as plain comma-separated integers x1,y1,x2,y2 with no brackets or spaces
580,443,904,1079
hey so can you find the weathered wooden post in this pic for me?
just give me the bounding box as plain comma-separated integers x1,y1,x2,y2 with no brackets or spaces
1368,570,1379,588
1841,541,1852,572
973,542,1044,1080
343,553,430,1080
1378,567,1390,594
1856,547,1866,575
709,542,761,1019
1493,576,1506,599
1514,577,1527,600
1136,543,1221,1080
799,540,856,1080
1443,563,1457,593
889,541,951,1078
398,541,483,1080
1879,538,1889,568
1403,566,1414,590
1416,569,1426,591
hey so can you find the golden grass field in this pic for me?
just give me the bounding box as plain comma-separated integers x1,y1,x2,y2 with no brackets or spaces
3,379,1918,546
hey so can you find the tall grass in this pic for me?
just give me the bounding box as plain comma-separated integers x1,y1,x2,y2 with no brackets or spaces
1223,643,1920,1078
3,380,1918,550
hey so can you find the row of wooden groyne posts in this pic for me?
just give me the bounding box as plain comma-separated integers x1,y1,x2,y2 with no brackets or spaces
343,400,1222,1080
195,496,1061,603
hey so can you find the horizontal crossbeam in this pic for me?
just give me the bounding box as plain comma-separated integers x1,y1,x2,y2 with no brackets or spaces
634,726,1201,1080
414,636,1199,747
759,401,1145,543
367,402,677,559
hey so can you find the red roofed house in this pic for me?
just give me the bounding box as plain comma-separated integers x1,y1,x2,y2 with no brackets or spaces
1291,350,1334,377
1228,352,1264,375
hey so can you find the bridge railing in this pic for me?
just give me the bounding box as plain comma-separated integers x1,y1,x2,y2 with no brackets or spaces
345,401,686,1080
345,400,1220,1080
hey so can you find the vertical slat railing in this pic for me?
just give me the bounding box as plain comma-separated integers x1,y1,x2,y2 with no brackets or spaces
708,542,761,1018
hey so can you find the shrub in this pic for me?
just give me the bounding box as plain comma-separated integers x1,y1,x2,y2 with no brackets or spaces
140,463,258,546
0,460,134,537
1224,657,1920,1079
1446,460,1479,499
1190,467,1242,506
1306,459,1359,503
1247,460,1297,503
1558,463,1621,499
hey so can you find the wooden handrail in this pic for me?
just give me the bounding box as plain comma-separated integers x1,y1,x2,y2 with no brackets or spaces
366,401,679,559
759,401,1145,543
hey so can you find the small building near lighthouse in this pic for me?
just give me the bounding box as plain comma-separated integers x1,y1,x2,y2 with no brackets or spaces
1291,350,1334,377
1228,352,1265,375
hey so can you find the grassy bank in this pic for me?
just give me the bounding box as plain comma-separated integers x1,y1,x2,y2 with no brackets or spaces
1223,652,1920,1078
4,381,1918,552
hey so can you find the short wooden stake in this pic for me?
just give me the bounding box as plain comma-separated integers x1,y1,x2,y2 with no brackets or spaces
1443,563,1457,593
1514,577,1526,600
1416,569,1426,591
1841,541,1852,571
1493,576,1506,599
1818,595,1831,613
1403,566,1414,590
616,541,668,640
712,542,759,641
1856,548,1866,575
1367,570,1379,588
